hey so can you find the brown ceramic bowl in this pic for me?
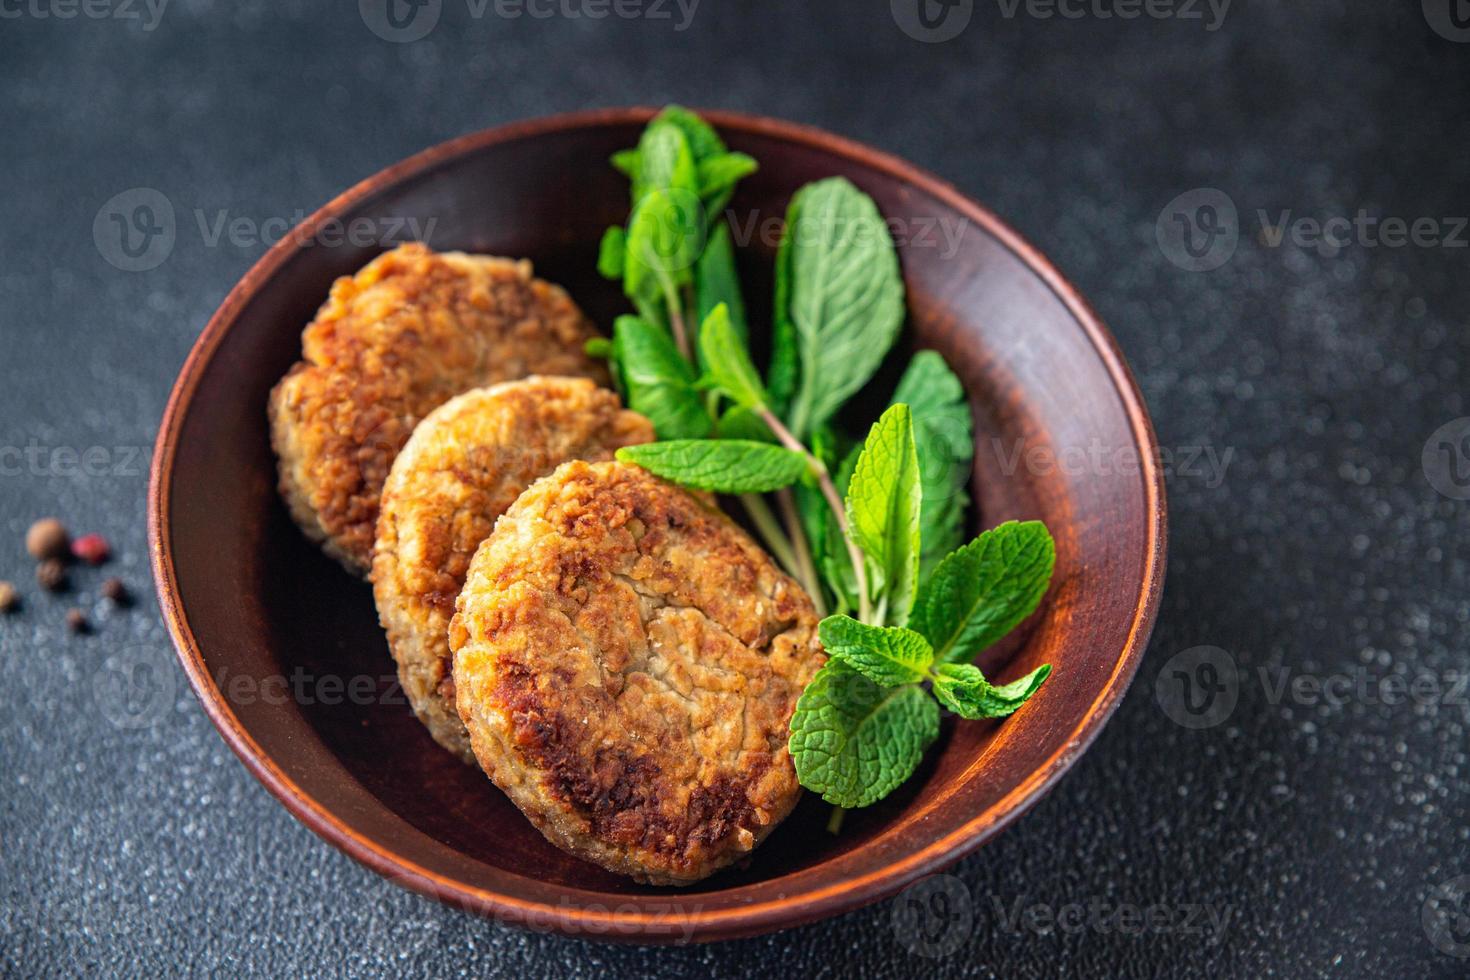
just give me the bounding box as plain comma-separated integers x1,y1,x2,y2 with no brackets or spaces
149,108,1165,943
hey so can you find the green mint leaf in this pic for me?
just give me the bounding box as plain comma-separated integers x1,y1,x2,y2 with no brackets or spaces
715,405,775,442
624,188,705,309
846,404,922,624
795,429,860,615
597,226,626,280
794,479,854,615
697,151,758,215
616,440,808,493
652,105,727,162
613,316,710,439
796,426,843,605
765,188,801,418
631,120,699,202
909,521,1056,664
782,177,906,439
695,223,747,346
931,662,1051,719
817,615,933,687
789,661,939,808
586,336,624,395
697,152,758,197
893,351,973,579
697,303,766,410
611,148,641,181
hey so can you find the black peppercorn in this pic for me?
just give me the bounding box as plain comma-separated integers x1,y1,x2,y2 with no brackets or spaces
36,559,68,592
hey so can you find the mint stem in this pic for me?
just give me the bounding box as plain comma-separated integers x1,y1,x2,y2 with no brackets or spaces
752,405,871,623
662,282,691,361
740,493,799,579
682,282,698,349
826,806,846,834
775,487,826,617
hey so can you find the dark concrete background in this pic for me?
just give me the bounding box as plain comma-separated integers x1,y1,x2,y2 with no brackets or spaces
3,1,1469,976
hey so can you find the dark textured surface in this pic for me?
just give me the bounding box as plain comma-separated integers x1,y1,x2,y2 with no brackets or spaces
2,1,1468,976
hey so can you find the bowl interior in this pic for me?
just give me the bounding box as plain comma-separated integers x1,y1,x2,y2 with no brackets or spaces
154,110,1162,939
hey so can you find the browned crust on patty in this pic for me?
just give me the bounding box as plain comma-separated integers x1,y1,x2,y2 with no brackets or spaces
449,461,824,884
267,243,608,575
372,378,654,762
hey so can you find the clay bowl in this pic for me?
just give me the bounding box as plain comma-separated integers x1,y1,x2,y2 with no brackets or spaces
149,108,1165,943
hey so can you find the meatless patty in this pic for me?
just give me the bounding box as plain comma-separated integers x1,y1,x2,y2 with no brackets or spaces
268,243,607,575
372,378,654,762
449,461,823,885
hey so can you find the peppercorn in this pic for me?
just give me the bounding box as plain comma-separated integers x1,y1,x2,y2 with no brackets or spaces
36,559,68,592
26,518,70,561
101,577,130,605
71,533,110,566
64,608,89,634
0,580,17,613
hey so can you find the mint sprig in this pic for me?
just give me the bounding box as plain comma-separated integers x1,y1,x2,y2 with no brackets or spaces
790,433,1055,812
594,107,1056,824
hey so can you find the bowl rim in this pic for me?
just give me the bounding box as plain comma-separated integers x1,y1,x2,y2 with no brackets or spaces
148,106,1167,942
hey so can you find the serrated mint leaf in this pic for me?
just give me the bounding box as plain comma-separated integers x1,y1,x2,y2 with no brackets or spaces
584,337,614,359
893,351,973,578
782,177,906,439
697,303,766,410
613,316,710,440
617,440,807,493
789,661,939,808
932,662,1051,719
817,615,933,687
695,223,746,346
909,521,1056,664
597,226,626,280
846,404,922,624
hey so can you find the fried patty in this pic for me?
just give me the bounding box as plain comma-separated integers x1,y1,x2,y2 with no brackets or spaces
448,461,823,884
268,243,608,575
372,378,655,762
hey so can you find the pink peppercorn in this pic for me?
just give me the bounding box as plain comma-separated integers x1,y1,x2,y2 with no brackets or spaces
71,533,110,566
